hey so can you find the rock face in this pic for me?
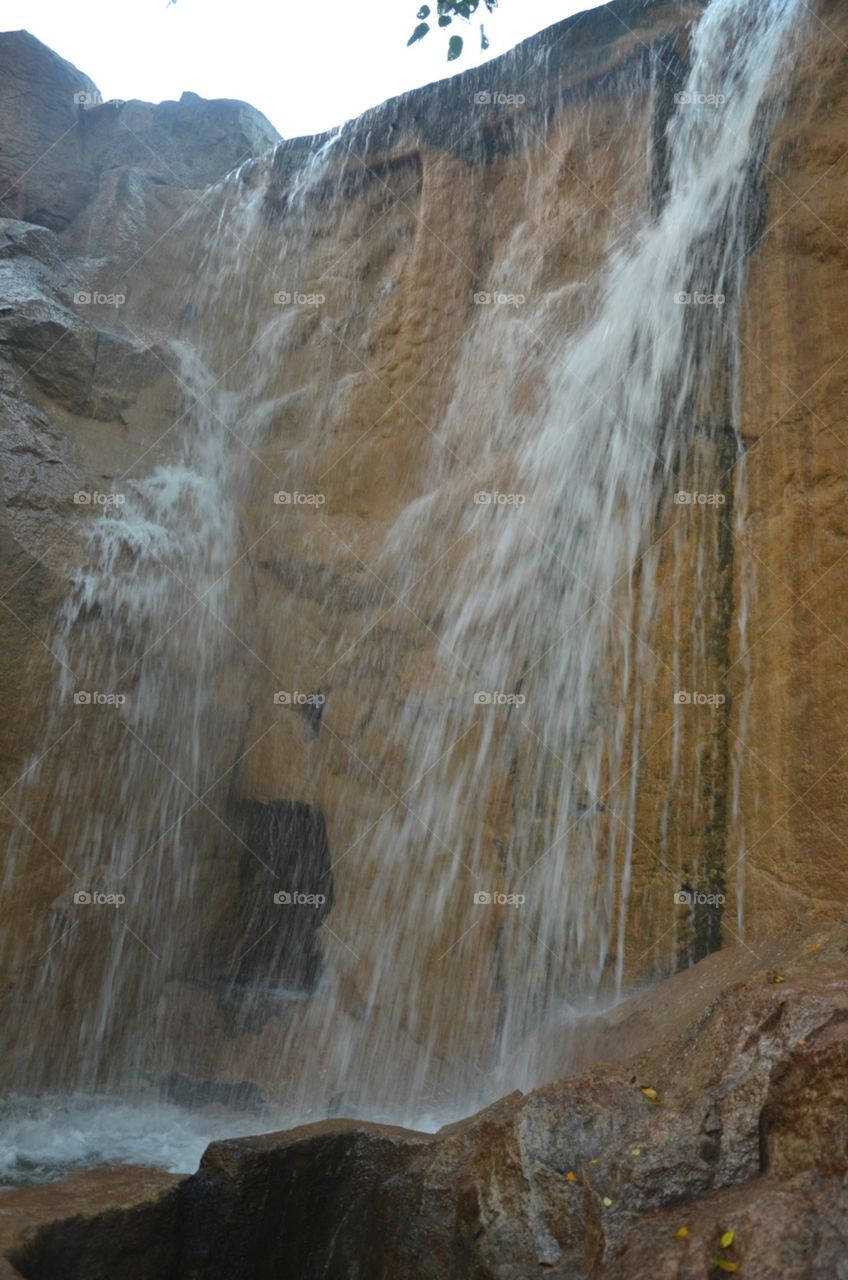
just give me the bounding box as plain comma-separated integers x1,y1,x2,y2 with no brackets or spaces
0,31,279,231
4,926,848,1278
1,0,848,1123
0,32,100,231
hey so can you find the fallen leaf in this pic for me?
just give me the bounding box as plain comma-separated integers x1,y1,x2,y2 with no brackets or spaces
630,1147,641,1156
796,1039,807,1048
809,942,823,953
676,1226,689,1238
720,1230,736,1249
714,1261,740,1273
771,974,785,984
565,1171,577,1183
639,1086,659,1104
602,1196,613,1207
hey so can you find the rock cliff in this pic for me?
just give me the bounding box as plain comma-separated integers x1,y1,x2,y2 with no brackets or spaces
1,0,847,1130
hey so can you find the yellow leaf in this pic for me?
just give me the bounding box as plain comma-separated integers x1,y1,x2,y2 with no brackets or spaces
772,974,785,984
720,1230,736,1249
631,1147,641,1156
602,1197,613,1207
809,942,823,953
640,1086,659,1104
676,1226,689,1238
565,1171,577,1183
714,1260,740,1273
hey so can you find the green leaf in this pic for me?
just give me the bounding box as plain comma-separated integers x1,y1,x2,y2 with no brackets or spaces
408,21,430,45
447,33,463,59
480,24,489,49
438,14,452,25
417,4,430,16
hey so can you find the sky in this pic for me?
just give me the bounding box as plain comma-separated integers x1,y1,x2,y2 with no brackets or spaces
1,0,606,138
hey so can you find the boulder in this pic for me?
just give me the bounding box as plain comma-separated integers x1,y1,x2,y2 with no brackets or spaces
4,927,848,1279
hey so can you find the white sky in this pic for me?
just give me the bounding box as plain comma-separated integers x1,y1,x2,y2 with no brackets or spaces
1,0,606,138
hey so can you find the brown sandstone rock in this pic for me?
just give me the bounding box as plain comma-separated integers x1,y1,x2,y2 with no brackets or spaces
0,1165,182,1280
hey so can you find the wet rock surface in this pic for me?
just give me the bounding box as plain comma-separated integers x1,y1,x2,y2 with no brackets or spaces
4,927,848,1278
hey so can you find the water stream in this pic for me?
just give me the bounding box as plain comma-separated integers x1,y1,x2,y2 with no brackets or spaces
0,0,805,1182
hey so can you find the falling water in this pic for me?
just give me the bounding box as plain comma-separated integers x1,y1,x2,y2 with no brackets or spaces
0,0,805,1176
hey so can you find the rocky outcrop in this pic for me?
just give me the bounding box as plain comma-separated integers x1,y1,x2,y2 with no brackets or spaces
0,31,279,232
4,926,848,1278
0,32,100,231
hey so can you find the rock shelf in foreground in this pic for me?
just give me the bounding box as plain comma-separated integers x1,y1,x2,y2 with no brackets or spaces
4,925,848,1279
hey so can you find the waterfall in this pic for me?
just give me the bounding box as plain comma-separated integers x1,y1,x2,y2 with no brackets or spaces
0,0,805,1150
